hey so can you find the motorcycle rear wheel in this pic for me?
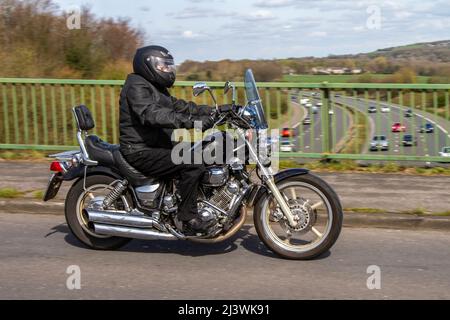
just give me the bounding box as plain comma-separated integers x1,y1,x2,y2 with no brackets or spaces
65,175,132,250
254,173,343,260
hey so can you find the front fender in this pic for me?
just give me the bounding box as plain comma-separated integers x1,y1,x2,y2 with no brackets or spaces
249,168,310,207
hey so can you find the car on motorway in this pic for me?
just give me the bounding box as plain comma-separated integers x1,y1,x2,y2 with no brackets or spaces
328,109,334,115
392,122,406,133
419,123,435,133
281,128,295,138
370,135,389,151
381,106,391,113
402,134,418,147
280,138,298,153
439,147,450,157
405,109,414,118
300,99,310,105
311,106,319,114
368,106,377,113
303,117,311,125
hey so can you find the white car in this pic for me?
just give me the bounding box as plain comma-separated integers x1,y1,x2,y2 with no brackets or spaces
305,103,313,108
329,109,334,115
440,147,450,157
300,99,310,105
280,140,297,153
381,106,391,113
316,102,323,107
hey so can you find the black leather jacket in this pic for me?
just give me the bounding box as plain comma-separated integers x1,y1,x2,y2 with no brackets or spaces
119,74,212,153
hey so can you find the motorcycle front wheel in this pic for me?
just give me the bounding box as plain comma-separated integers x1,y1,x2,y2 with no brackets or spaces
254,173,343,260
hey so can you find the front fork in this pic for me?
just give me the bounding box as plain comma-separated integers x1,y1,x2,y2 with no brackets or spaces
242,131,298,228
264,176,298,228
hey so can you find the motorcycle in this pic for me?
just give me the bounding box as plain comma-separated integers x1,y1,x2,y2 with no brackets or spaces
43,69,343,260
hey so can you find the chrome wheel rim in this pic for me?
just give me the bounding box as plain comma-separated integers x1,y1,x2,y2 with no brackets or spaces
75,183,126,239
261,181,333,253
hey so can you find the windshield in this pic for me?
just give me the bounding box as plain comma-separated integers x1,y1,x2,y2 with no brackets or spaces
244,69,268,129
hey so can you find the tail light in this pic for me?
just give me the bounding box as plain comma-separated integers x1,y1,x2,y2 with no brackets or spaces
50,161,65,173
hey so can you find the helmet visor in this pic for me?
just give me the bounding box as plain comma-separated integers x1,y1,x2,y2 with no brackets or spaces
150,56,177,75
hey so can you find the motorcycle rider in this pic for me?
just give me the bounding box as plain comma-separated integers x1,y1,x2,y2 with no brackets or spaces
119,45,217,234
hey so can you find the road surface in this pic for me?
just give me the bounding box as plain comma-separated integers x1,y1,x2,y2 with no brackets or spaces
0,213,449,300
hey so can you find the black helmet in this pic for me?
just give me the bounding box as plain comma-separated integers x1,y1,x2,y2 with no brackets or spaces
133,45,177,88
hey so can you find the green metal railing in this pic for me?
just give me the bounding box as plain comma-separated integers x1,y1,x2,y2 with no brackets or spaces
0,78,449,163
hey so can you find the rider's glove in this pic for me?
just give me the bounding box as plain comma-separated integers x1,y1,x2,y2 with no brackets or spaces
218,104,235,113
200,115,216,131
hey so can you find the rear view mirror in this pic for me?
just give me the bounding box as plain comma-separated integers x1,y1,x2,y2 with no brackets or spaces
224,81,231,94
193,82,210,97
193,82,218,110
224,81,236,105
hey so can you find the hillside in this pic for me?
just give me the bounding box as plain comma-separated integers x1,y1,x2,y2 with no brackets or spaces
179,40,450,82
338,40,450,63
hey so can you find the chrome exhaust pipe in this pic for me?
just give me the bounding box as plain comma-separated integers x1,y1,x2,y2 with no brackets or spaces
94,224,178,241
85,209,160,229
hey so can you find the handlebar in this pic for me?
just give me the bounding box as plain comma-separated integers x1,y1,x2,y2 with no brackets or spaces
213,104,251,129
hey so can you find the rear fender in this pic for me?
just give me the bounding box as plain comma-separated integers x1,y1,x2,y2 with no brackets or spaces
62,165,122,182
44,165,123,202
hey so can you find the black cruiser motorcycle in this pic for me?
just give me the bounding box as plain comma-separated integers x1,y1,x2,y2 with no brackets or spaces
43,70,342,260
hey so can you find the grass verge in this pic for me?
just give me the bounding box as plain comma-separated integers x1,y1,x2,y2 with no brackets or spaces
345,207,450,217
279,159,450,176
0,150,48,161
0,188,25,199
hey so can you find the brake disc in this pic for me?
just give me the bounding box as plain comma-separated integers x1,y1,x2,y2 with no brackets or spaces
284,198,317,234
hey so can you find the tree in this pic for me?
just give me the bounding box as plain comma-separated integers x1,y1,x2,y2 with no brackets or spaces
368,56,389,73
389,67,417,83
0,0,143,78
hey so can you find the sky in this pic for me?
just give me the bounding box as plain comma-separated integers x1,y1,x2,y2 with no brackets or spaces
52,0,450,63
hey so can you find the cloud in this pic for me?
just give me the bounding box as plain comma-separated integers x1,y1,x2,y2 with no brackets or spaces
170,7,209,19
254,0,296,8
243,9,276,21
139,6,150,12
182,30,198,38
308,31,328,37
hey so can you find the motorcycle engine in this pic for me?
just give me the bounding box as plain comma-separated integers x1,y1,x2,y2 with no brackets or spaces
199,180,241,231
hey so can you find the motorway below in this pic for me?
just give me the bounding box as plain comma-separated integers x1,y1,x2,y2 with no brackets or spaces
336,95,450,157
0,213,449,300
288,91,352,153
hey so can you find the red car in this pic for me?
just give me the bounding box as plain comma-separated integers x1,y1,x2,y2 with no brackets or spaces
281,128,294,138
392,123,406,133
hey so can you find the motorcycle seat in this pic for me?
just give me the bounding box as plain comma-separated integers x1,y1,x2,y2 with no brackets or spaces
112,148,157,187
85,135,118,166
85,135,156,187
